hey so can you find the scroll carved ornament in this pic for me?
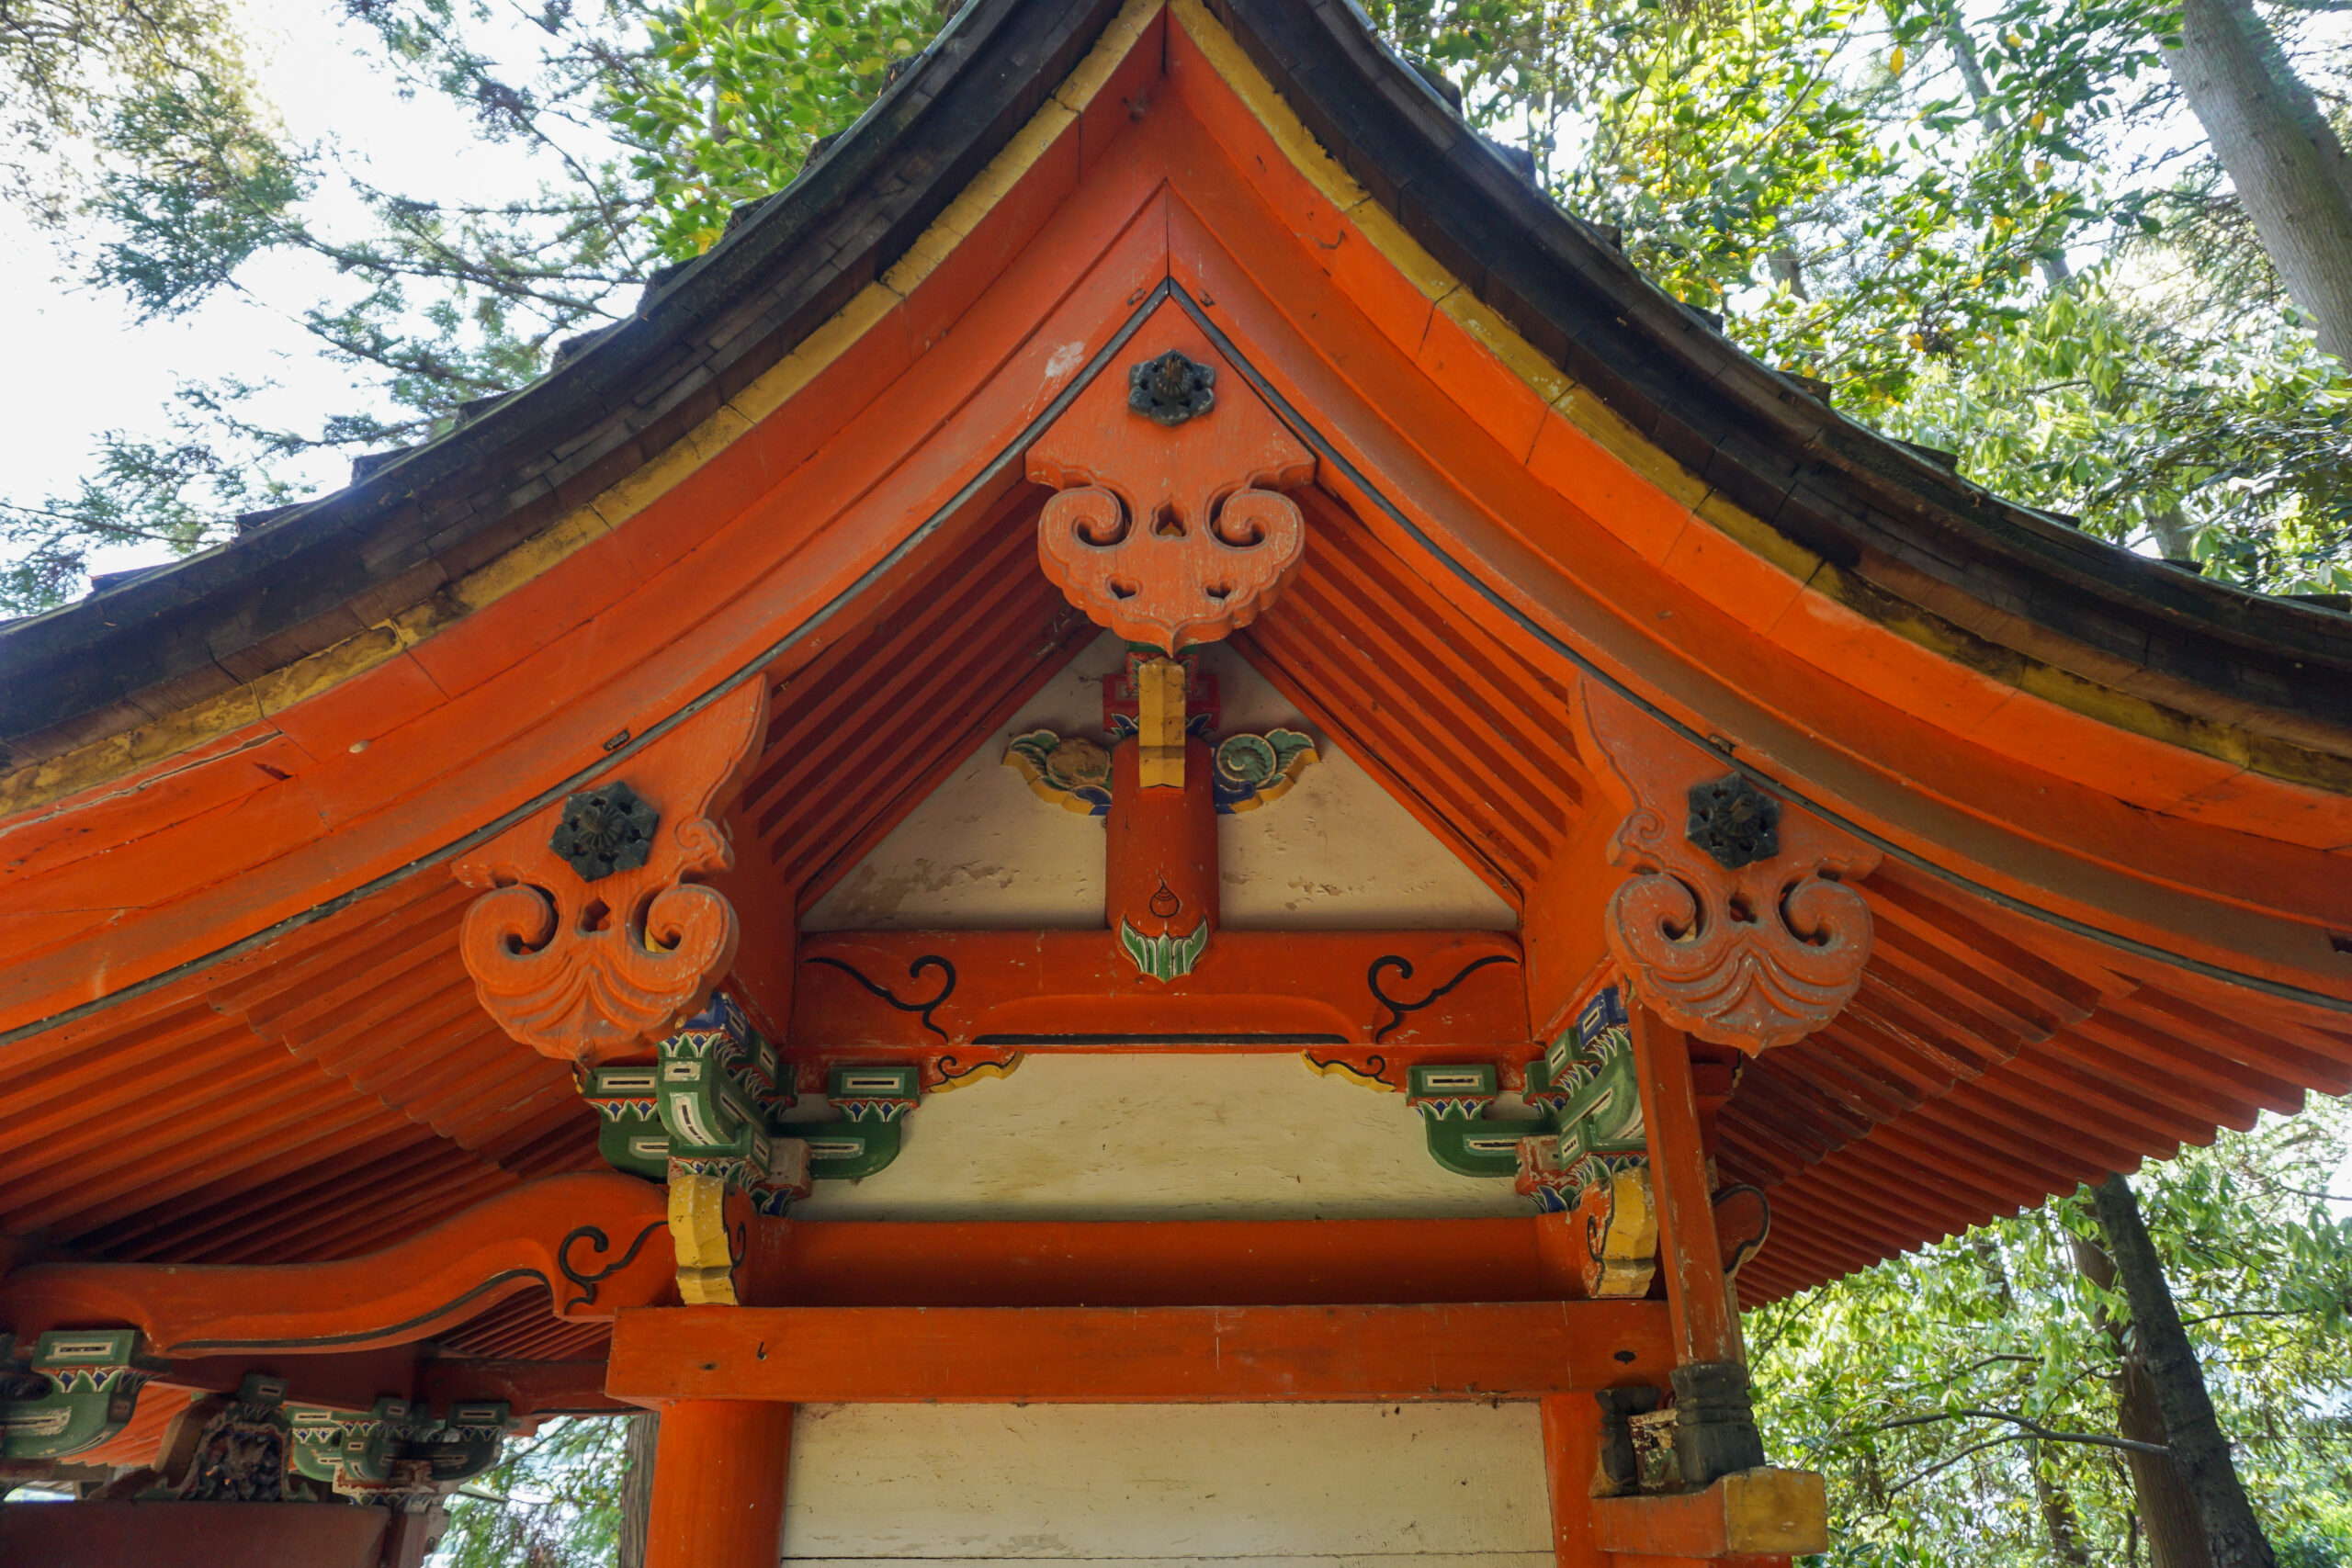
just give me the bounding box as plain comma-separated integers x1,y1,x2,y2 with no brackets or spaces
455,681,768,1066
1570,679,1880,1052
1027,312,1314,653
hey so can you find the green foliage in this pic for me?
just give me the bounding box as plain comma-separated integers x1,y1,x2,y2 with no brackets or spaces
0,0,263,223
1877,279,2352,593
1363,0,2352,587
433,1416,630,1568
615,0,943,260
1752,1100,2352,1562
0,0,948,613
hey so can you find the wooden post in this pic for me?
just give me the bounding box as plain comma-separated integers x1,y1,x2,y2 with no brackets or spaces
1628,998,1763,1483
1629,1001,1734,1365
1541,1393,1613,1568
643,1400,793,1568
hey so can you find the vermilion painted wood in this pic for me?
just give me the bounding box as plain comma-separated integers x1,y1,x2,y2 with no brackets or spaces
742,1214,1584,1306
8,5,2352,1314
454,670,767,1066
0,1502,390,1568
605,1302,1676,1404
791,926,1527,1048
643,1400,793,1568
1589,1471,1823,1560
1150,55,2352,963
1541,1393,1614,1568
5,8,2352,1053
1104,733,1220,935
417,1358,632,1417
1630,1005,1737,1367
1029,301,1314,650
0,1173,671,1351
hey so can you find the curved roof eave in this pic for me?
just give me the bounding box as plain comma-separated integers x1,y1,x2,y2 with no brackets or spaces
4,0,2350,761
1208,0,2352,719
0,0,1127,745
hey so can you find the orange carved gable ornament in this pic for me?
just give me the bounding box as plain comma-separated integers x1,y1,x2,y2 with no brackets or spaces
454,681,768,1066
1571,678,1881,1052
1026,307,1315,653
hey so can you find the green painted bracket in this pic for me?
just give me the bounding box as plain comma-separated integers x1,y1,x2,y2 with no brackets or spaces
1408,1064,1542,1179
796,1063,922,1181
1407,987,1653,1191
0,1328,164,1461
288,1396,516,1492
587,1004,924,1199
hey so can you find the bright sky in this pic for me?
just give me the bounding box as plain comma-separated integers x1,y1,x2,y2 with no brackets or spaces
0,0,620,582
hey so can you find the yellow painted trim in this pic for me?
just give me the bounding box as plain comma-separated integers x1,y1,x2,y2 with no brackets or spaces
0,0,1171,826
1300,1051,1397,1092
1167,0,2352,796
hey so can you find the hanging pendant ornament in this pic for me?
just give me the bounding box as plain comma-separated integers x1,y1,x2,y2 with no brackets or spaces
1027,309,1314,654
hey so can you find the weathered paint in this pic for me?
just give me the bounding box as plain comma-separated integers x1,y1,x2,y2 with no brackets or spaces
788,1055,1531,1221
803,634,1515,933
781,1402,1552,1565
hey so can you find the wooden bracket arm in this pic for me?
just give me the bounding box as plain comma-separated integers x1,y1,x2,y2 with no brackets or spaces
455,681,768,1066
1570,678,1881,1052
0,1173,673,1356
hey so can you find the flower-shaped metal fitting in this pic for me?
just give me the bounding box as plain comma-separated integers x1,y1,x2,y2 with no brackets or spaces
1686,774,1781,870
1128,350,1216,426
550,783,660,881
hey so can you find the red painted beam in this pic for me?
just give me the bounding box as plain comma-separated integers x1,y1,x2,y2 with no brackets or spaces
748,1214,1583,1306
605,1302,1673,1404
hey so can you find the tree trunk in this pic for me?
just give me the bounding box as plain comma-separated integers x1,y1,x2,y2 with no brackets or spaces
2165,0,2352,362
617,1410,660,1568
2032,1444,2095,1566
2072,1235,2215,1568
2089,1176,2277,1568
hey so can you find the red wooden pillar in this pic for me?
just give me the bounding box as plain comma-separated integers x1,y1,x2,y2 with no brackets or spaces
1629,1001,1735,1366
1541,1393,1614,1568
644,1400,793,1568
1628,998,1765,1486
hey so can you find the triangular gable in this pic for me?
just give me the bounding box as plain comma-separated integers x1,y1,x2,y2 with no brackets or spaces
803,631,1515,931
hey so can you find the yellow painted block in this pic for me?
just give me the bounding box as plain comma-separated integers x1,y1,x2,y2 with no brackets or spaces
1137,656,1187,789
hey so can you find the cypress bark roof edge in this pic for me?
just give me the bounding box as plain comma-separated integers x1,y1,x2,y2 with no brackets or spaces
3,0,2349,749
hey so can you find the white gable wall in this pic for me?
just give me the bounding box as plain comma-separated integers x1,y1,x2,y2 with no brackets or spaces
786,636,1538,1563
801,632,1516,932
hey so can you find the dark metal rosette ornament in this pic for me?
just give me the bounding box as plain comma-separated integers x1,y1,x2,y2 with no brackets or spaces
549,782,660,881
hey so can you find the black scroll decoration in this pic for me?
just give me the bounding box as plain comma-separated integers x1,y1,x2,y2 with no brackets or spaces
557,1220,665,1312
807,954,958,1042
1366,953,1520,1043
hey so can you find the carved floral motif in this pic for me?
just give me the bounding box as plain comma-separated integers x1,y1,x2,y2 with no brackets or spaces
1128,349,1216,426
1571,679,1880,1052
549,783,659,881
455,681,767,1066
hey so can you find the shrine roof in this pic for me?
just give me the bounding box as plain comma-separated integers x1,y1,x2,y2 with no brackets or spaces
1,0,2348,765
2,0,2351,1314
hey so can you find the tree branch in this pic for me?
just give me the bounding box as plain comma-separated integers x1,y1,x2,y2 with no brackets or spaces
1815,1406,2170,1458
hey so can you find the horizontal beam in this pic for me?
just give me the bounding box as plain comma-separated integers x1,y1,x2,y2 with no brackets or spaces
1590,1471,1829,1557
1,1173,670,1354
745,1214,1586,1306
418,1358,631,1418
606,1302,1673,1404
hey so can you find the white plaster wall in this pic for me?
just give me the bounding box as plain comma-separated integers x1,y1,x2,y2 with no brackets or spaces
787,1054,1528,1221
782,1402,1552,1567
802,633,1514,932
